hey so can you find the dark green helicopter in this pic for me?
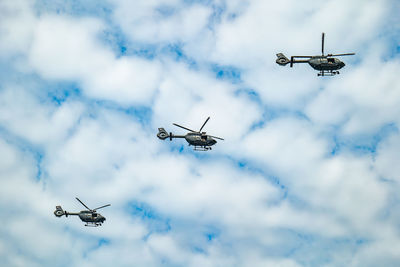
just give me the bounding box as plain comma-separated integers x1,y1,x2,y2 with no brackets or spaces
157,117,224,151
54,198,110,227
276,33,355,76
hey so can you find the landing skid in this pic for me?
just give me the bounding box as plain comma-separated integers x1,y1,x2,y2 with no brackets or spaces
318,70,340,76
85,222,101,227
193,146,211,151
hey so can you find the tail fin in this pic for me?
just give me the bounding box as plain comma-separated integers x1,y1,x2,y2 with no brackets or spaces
276,53,290,66
54,206,66,217
157,128,170,140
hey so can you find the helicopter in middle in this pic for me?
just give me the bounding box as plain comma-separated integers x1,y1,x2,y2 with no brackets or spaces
157,117,224,151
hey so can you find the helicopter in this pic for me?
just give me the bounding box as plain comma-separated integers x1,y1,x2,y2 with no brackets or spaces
276,33,355,76
157,116,224,151
54,197,110,227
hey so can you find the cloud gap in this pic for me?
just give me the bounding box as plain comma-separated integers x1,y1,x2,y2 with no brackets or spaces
0,126,45,182
127,201,172,238
331,123,398,157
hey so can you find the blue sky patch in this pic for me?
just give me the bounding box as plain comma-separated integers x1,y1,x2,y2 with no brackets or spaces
331,122,398,156
212,64,242,83
162,44,198,68
128,201,171,236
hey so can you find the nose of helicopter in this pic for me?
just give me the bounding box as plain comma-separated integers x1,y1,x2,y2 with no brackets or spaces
339,61,345,69
210,139,217,145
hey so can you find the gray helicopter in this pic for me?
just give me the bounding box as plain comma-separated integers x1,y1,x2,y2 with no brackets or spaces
276,33,355,76
157,117,224,151
54,197,110,227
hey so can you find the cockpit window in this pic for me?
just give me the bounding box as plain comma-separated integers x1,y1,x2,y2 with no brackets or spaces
327,58,335,63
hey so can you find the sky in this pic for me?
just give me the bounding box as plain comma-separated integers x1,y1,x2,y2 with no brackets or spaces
0,0,400,266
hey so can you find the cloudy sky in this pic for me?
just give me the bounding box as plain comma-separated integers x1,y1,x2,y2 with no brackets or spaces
1,0,400,266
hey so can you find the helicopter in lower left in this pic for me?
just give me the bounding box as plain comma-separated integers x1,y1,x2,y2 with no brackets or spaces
54,197,110,227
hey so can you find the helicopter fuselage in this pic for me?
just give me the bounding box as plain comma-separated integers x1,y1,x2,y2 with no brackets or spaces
168,133,217,147
308,56,345,71
77,210,106,224
184,132,217,147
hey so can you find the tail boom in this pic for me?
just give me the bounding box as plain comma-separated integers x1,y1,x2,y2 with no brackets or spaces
157,128,186,141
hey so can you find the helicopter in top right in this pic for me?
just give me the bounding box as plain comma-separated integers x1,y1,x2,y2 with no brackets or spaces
276,33,355,76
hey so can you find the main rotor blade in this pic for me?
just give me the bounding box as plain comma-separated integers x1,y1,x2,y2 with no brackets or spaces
199,117,210,132
322,32,325,56
327,53,356,57
76,197,92,211
173,123,196,132
209,135,224,140
93,204,111,211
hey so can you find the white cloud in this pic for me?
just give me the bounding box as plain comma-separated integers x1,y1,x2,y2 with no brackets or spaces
306,57,400,135
0,86,84,147
0,0,36,58
152,60,261,142
28,15,162,105
375,133,400,182
112,0,212,43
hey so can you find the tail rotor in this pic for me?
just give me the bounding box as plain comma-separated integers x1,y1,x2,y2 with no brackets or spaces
54,206,66,217
276,53,290,66
157,128,170,140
